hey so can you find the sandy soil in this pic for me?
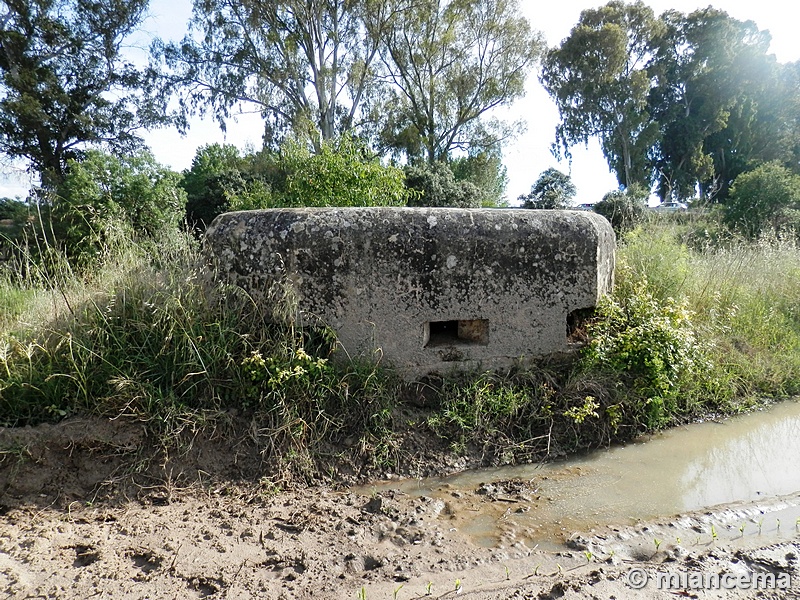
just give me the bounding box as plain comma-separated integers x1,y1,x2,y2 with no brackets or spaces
1,417,798,599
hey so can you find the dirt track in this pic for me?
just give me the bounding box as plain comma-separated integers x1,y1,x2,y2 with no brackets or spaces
1,417,799,599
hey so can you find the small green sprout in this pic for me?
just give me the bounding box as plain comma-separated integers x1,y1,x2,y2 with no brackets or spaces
425,581,433,596
653,538,662,552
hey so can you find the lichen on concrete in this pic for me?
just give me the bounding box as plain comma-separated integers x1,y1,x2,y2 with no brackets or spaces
205,207,615,379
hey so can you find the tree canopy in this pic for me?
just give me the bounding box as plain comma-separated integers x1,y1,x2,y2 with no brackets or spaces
0,0,170,190
2,0,798,216
154,0,542,163
377,0,544,163
648,8,776,200
542,1,800,202
541,0,661,190
154,0,395,150
519,168,576,209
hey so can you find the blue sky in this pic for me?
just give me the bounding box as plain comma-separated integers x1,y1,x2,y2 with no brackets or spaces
2,0,798,203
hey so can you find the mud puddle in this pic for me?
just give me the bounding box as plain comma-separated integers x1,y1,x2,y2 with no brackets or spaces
361,399,800,550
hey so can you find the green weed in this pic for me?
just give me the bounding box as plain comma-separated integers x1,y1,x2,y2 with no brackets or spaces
0,225,399,480
3,208,800,488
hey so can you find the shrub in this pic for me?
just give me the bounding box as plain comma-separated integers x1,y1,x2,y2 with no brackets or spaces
582,278,711,428
279,135,410,207
49,150,185,265
182,143,273,229
593,185,649,234
518,168,576,209
183,137,411,230
404,161,483,208
450,150,509,207
612,220,800,404
723,161,800,238
0,197,28,221
0,197,31,260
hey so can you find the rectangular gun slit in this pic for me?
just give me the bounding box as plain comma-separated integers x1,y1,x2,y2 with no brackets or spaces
423,319,489,347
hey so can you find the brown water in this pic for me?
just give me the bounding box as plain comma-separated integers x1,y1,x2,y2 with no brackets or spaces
364,399,800,549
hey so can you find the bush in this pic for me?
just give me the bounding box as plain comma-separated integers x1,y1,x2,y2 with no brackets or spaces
0,197,28,221
279,136,410,208
518,168,576,209
723,161,800,238
50,150,185,265
593,185,649,234
183,137,411,230
611,220,800,404
0,197,31,260
404,161,483,208
582,279,711,428
450,150,509,207
182,143,273,229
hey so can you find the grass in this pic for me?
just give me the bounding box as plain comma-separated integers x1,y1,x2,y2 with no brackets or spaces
0,223,399,482
621,220,800,399
1,211,799,484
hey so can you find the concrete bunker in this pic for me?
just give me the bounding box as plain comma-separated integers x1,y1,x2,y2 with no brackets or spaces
205,207,615,379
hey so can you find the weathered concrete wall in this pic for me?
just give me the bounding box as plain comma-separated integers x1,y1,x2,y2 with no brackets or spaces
205,208,615,379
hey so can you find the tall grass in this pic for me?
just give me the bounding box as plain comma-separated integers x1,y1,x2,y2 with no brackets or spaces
0,225,398,479
2,213,799,477
620,221,800,399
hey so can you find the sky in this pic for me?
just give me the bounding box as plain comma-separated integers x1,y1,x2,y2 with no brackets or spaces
1,0,799,203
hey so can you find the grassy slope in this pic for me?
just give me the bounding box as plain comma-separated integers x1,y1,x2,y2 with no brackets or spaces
1,214,799,483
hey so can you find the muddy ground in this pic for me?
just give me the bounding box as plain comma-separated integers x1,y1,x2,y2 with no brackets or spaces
0,416,798,599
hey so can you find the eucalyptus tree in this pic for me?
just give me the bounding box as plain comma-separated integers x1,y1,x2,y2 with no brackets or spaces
377,0,544,164
648,7,775,200
156,0,395,150
541,1,661,190
701,58,799,201
0,0,167,190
